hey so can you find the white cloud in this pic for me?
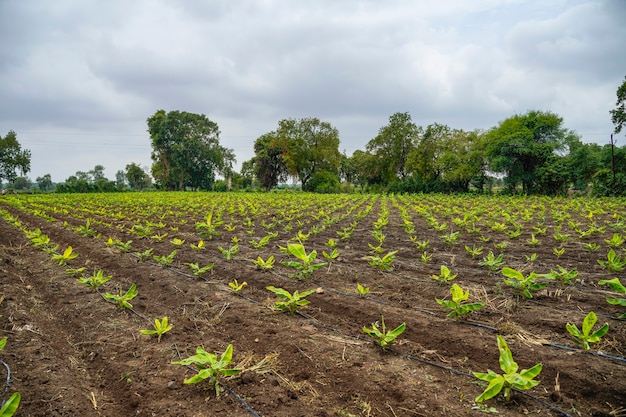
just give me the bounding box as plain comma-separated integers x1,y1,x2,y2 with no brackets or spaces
0,0,624,182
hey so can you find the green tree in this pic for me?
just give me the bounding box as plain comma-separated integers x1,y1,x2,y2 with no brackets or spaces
406,123,450,185
437,129,487,192
125,162,151,191
565,140,602,190
147,110,234,190
366,112,420,184
35,174,53,191
281,118,342,191
251,132,288,191
349,149,381,191
0,130,31,183
485,110,578,194
610,76,626,135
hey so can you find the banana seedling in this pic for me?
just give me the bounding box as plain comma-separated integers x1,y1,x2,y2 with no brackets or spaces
0,339,20,416
184,262,214,277
431,265,457,285
266,286,316,315
228,279,247,294
362,316,406,352
597,249,626,273
172,344,241,397
281,243,326,280
77,269,112,289
170,237,185,247
501,267,548,300
365,250,397,272
253,255,275,271
103,284,138,310
140,317,173,343
153,250,177,267
51,246,78,265
436,284,484,320
356,283,370,298
218,244,239,261
473,336,542,403
190,240,206,251
566,311,609,351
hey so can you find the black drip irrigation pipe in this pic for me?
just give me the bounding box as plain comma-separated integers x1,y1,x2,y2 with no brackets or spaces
546,343,626,364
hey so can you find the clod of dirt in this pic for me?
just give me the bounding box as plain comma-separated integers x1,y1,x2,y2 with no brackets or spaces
167,380,179,390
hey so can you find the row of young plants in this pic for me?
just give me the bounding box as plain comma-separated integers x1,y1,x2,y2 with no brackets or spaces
1,193,624,412
0,208,262,408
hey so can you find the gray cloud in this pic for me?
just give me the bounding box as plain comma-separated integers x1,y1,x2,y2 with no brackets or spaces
0,0,624,182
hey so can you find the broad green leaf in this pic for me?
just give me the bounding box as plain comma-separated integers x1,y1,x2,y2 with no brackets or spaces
582,311,598,336
475,376,505,403
501,267,524,281
287,243,307,261
497,336,518,374
0,392,20,417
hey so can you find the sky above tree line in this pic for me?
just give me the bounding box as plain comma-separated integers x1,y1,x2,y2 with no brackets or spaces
1,0,625,182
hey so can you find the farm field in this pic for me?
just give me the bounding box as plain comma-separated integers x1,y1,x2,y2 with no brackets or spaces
0,192,624,417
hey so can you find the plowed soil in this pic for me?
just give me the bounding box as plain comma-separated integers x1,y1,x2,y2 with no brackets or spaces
0,193,624,417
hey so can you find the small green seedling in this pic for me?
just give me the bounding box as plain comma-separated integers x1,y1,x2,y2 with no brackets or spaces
598,277,626,318
501,267,548,300
248,235,271,249
543,265,578,285
253,255,275,271
526,233,541,247
153,250,177,267
431,265,457,285
185,262,214,277
410,237,430,251
524,253,538,263
464,245,483,258
266,286,316,315
356,283,370,298
170,237,185,247
218,244,239,261
66,267,86,277
598,249,626,273
322,248,339,263
103,284,138,309
195,211,223,239
281,243,326,280
419,251,432,264
77,269,112,289
553,247,565,258
51,246,78,265
135,248,154,262
228,279,247,294
473,336,542,403
479,251,504,274
436,284,484,320
140,317,173,343
172,344,241,397
605,233,625,248
325,238,337,249
584,242,600,252
365,250,397,272
362,316,406,351
190,240,206,251
566,311,609,351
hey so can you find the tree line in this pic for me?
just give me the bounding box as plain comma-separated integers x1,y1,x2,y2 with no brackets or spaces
2,76,625,195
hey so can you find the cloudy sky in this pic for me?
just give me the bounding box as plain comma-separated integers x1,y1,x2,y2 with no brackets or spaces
1,0,625,183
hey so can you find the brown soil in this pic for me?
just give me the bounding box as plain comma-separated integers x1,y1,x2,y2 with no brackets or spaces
0,194,624,417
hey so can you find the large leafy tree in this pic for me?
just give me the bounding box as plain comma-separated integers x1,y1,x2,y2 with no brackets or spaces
366,112,420,183
147,110,234,190
485,110,578,194
253,118,341,191
610,76,626,135
0,130,31,183
125,162,151,191
251,132,289,192
282,118,342,191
